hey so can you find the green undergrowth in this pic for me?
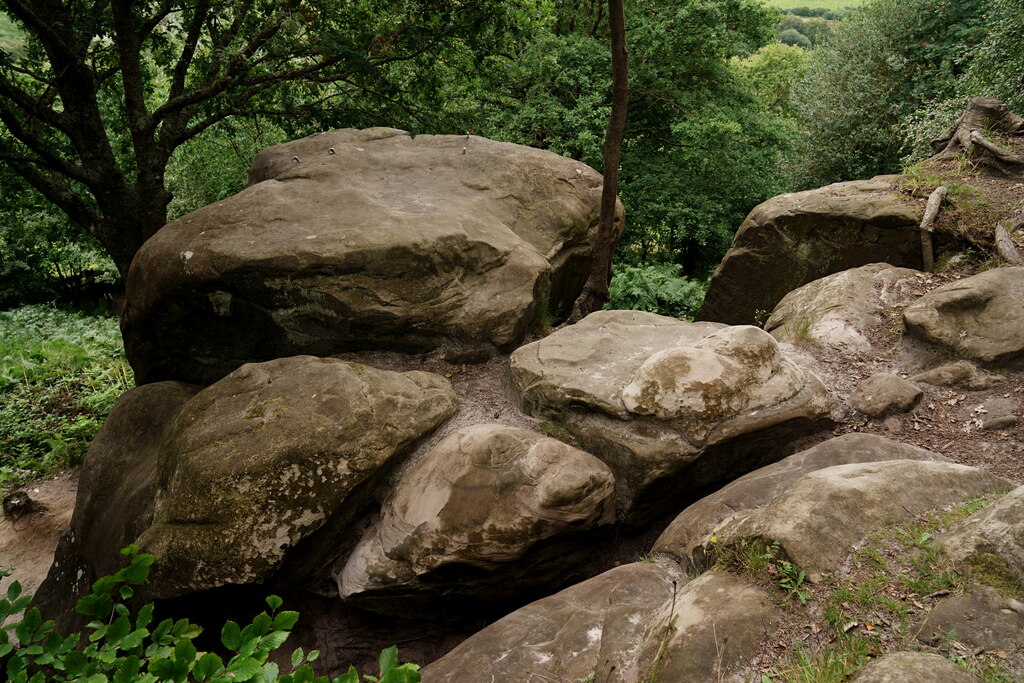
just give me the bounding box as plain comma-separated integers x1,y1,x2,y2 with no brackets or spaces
0,304,133,492
713,495,1016,682
2,547,420,682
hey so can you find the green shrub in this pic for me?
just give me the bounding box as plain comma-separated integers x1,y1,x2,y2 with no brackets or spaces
1,547,420,682
0,305,132,492
605,264,707,320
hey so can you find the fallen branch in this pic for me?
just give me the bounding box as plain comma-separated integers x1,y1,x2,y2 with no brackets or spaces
995,223,1024,265
919,185,947,271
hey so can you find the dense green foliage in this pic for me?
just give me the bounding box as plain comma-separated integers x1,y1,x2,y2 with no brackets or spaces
790,0,989,187
474,0,793,276
606,264,707,319
2,548,419,682
0,305,131,492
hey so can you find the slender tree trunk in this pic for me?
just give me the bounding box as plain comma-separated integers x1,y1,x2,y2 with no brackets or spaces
569,0,627,323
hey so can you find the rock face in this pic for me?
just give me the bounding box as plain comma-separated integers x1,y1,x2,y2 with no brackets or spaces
910,360,1005,390
33,382,199,630
697,177,922,325
337,424,615,612
701,460,1011,577
509,310,832,520
653,433,947,572
903,266,1024,365
137,356,457,599
939,485,1024,589
421,562,680,682
123,128,622,385
851,373,923,418
765,263,920,351
916,585,1024,652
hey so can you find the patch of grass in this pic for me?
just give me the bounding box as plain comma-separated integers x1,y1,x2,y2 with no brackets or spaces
724,495,1016,682
0,304,133,492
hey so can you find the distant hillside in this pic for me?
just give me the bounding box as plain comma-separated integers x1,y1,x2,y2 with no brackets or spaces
0,13,24,56
767,0,861,9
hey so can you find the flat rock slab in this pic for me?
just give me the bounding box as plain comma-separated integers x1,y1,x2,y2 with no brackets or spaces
766,263,920,352
698,177,922,326
653,434,947,572
903,266,1024,365
916,584,1024,652
337,424,615,612
852,651,982,682
509,311,832,521
124,128,620,384
421,562,683,682
910,360,1005,390
851,373,923,418
136,356,457,599
706,460,1012,577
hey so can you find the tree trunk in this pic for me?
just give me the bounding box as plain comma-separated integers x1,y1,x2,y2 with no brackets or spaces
931,98,1024,174
568,0,627,323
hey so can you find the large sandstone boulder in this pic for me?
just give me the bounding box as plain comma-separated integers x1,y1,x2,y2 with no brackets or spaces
337,424,615,612
697,460,1012,577
903,266,1024,365
33,382,199,630
509,310,832,521
421,563,776,683
852,651,982,682
123,128,622,385
652,434,947,572
698,177,922,325
137,356,457,599
765,263,921,351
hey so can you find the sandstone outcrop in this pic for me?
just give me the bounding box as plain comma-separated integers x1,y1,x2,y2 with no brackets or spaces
509,310,832,521
903,266,1024,365
697,177,922,325
337,424,615,613
123,128,622,385
137,356,457,598
653,433,947,572
851,372,923,418
765,263,920,351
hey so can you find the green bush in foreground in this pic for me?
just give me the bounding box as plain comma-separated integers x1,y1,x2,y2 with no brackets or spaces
0,305,132,492
606,263,707,320
1,547,419,683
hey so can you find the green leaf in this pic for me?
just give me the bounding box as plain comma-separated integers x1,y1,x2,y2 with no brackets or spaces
174,637,198,666
306,650,319,662
118,585,134,600
135,603,155,630
6,581,21,601
333,667,359,683
291,647,304,667
226,654,262,681
124,554,155,584
112,655,142,683
193,652,225,680
261,662,280,682
379,667,421,683
76,593,113,618
271,611,299,631
265,595,283,611
378,646,398,674
222,620,242,650
260,630,289,652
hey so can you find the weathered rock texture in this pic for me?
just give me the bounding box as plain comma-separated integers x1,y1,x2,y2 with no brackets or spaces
851,373,923,418
765,263,920,351
903,266,1024,365
509,310,832,521
653,434,947,572
337,424,615,612
697,177,922,325
939,485,1024,590
33,382,200,630
137,356,457,599
852,651,982,682
915,585,1024,652
421,562,681,682
123,128,622,385
695,460,1012,577
910,360,1005,390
